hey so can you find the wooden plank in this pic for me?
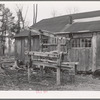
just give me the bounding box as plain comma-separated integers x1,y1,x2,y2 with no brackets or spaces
89,48,92,70
21,39,25,61
73,33,92,38
62,62,78,65
39,34,42,52
33,59,78,66
42,43,66,46
31,38,33,51
26,51,62,58
33,59,57,64
33,61,57,68
85,49,89,71
14,39,17,60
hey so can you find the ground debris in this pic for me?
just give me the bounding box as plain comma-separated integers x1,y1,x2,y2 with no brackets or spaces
0,68,100,90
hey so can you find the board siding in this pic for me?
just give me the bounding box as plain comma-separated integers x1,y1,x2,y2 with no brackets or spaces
96,32,100,69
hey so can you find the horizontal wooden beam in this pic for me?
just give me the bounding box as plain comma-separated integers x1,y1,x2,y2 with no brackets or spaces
26,28,71,40
25,51,68,57
32,60,78,69
25,51,59,58
41,43,66,46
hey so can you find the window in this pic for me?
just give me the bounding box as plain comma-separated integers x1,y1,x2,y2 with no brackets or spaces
72,38,91,47
42,39,48,44
42,38,48,51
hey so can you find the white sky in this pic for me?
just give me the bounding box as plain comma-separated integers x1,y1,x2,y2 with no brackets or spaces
2,1,100,26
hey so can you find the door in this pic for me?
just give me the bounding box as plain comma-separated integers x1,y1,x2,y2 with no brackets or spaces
68,38,92,71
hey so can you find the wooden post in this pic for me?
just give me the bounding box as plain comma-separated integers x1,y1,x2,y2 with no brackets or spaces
28,63,31,83
28,30,32,83
56,38,61,85
39,34,42,52
14,39,17,60
40,65,44,78
92,33,97,72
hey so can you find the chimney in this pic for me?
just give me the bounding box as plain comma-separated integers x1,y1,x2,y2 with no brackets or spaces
68,15,73,24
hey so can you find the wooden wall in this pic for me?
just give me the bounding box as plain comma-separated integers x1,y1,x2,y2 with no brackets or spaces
15,36,40,62
56,33,92,71
15,32,100,71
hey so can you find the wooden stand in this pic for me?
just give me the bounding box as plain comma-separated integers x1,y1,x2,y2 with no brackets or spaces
25,31,78,85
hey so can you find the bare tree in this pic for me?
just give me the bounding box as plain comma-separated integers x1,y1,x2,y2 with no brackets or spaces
66,7,79,15
51,7,79,18
16,4,29,31
51,9,58,17
0,4,15,56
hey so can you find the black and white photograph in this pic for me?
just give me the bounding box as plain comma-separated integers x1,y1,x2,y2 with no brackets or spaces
0,1,100,95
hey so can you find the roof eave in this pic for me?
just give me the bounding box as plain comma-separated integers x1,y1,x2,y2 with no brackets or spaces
54,30,100,35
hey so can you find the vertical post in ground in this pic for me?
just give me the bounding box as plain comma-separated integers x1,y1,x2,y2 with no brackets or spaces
56,38,61,85
39,33,44,77
57,67,61,85
28,30,32,83
40,65,44,78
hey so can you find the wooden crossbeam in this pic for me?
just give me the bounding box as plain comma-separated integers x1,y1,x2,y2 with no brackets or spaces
25,51,59,58
26,28,70,41
32,60,78,69
32,59,78,67
42,43,67,46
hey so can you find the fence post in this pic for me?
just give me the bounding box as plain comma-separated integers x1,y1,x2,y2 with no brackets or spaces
28,30,32,83
39,34,44,78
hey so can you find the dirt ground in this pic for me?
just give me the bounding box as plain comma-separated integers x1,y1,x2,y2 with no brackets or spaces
0,67,100,91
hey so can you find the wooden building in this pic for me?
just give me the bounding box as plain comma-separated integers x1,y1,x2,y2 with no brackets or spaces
14,29,40,62
14,29,50,62
14,10,100,72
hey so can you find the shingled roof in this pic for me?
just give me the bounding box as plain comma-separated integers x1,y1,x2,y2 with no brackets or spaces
63,21,100,33
14,29,39,38
15,10,100,38
31,10,100,32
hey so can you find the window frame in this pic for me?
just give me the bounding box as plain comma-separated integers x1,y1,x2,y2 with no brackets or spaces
71,37,92,48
